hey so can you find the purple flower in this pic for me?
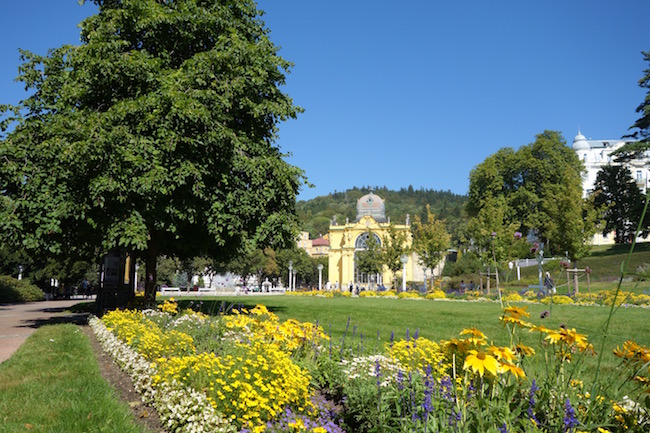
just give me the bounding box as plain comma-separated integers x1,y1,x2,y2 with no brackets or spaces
564,398,578,432
397,369,404,391
499,423,508,433
449,408,462,426
514,231,522,239
492,232,498,238
528,380,540,425
439,375,453,401
375,358,382,388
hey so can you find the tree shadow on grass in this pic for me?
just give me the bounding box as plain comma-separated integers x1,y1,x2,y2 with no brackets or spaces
18,312,90,329
175,298,287,317
18,302,92,329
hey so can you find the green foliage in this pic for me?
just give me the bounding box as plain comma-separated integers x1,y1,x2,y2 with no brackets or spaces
411,204,451,273
613,51,650,161
0,275,44,303
380,224,409,287
442,250,482,277
593,164,648,243
296,186,467,243
0,0,304,304
467,131,597,261
355,230,383,276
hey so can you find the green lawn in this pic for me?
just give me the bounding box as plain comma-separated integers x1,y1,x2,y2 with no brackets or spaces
0,324,152,433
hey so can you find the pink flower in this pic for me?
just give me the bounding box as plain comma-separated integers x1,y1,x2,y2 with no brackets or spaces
514,231,522,239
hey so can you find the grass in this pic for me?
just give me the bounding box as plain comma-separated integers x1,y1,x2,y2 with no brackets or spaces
0,324,152,433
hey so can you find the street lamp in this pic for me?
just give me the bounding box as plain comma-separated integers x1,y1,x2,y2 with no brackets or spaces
288,261,293,292
400,254,408,292
317,264,323,291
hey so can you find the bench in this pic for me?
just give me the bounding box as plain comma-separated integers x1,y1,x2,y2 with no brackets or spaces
198,287,216,295
160,287,181,295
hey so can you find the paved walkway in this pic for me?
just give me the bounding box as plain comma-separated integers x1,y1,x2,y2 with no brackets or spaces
0,299,92,364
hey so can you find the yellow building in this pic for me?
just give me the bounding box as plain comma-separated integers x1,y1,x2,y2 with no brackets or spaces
327,192,416,290
297,231,330,257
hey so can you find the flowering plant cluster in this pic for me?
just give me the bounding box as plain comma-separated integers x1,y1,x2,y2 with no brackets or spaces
96,301,340,433
93,298,650,432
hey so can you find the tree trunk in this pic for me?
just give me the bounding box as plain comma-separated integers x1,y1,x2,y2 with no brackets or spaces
144,234,159,308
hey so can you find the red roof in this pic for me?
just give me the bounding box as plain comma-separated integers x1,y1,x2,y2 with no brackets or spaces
312,237,330,247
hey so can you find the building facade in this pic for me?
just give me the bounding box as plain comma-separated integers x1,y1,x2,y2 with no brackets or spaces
572,131,649,245
297,231,330,257
573,131,649,196
327,192,421,290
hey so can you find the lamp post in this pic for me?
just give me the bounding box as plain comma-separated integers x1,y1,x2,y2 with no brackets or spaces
293,270,297,291
18,265,23,281
423,266,427,292
288,261,293,291
317,264,323,291
400,254,408,292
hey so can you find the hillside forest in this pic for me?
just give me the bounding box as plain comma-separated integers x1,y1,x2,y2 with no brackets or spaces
296,186,467,243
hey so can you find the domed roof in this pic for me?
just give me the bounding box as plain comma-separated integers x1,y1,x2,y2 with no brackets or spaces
572,131,590,151
356,192,386,222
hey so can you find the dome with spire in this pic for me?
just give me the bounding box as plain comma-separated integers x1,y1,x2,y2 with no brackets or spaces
356,192,386,222
573,131,590,151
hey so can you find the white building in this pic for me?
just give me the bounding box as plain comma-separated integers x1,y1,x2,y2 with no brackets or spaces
572,131,649,197
572,131,648,245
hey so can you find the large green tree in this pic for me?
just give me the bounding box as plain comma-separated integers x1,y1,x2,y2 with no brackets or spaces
593,165,647,243
467,131,597,262
0,0,303,305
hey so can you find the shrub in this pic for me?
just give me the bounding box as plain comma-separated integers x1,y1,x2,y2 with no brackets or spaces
0,275,44,303
425,290,446,299
503,293,524,302
397,291,421,299
378,290,397,297
540,295,574,305
359,290,377,298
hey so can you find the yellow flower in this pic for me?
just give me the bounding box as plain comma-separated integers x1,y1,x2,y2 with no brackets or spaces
503,305,530,319
500,316,533,328
498,362,526,379
460,327,486,340
463,350,499,377
488,345,516,362
514,344,536,357
544,331,563,345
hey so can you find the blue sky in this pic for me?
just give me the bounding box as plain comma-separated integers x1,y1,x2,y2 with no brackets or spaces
2,1,649,201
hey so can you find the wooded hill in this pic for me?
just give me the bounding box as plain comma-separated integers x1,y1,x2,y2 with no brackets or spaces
296,186,468,241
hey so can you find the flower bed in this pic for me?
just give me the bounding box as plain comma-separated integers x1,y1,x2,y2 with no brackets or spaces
92,300,650,432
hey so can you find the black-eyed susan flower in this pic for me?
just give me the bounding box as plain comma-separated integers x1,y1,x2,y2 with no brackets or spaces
488,345,516,362
460,327,487,340
463,350,499,377
499,362,526,379
503,305,530,319
515,344,536,357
